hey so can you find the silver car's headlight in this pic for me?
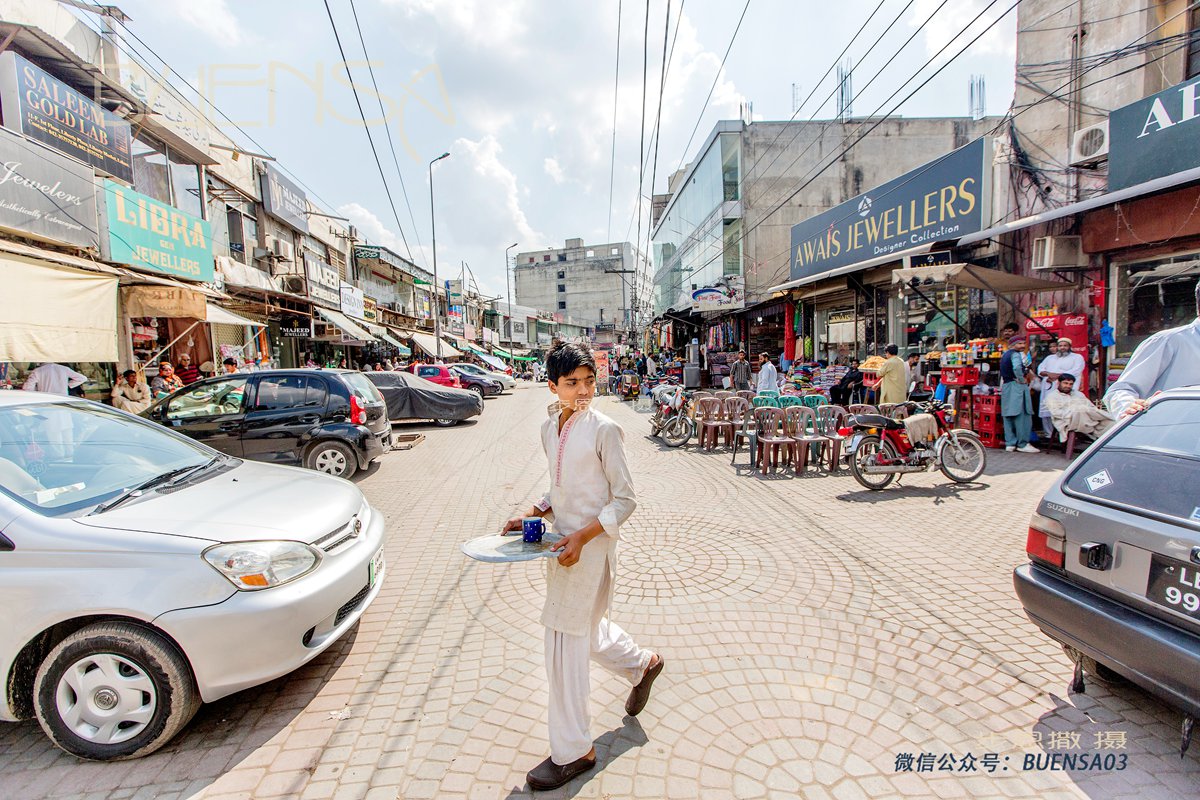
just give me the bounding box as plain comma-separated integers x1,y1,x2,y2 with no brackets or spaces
202,541,320,591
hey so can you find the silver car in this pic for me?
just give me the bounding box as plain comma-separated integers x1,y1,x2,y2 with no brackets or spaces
453,362,516,391
0,392,385,760
1014,387,1200,729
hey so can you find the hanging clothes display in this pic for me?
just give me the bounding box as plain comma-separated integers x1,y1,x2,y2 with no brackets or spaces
784,302,797,363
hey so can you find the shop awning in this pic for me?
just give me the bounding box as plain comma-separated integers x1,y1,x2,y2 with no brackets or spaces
315,306,378,343
410,330,462,359
1,254,118,362
477,352,508,372
121,284,207,319
768,243,937,294
206,303,266,327
891,263,1070,294
217,255,279,293
364,322,412,355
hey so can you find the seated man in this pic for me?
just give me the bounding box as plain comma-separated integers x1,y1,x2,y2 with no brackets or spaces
1045,375,1115,441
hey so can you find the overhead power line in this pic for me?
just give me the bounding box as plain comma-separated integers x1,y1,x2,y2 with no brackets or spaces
606,0,624,242
321,0,415,262
346,0,429,269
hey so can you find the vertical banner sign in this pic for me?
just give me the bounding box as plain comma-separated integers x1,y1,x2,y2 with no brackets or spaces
0,51,133,182
260,162,309,232
101,180,214,282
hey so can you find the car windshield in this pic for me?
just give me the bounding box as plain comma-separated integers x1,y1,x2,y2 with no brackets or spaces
0,402,212,514
1064,397,1200,526
343,372,385,403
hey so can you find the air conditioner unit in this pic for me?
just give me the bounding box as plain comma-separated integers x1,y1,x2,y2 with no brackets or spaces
1069,121,1109,167
279,275,306,295
271,238,295,262
1032,235,1087,270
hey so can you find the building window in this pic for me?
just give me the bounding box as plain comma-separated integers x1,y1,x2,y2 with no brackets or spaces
1189,7,1200,79
528,257,535,263
586,249,594,257
557,284,566,292
558,253,567,262
543,254,551,262
611,247,620,255
558,300,567,310
131,134,203,218
557,271,565,279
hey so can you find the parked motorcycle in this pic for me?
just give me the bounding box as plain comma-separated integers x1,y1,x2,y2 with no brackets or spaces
649,383,693,447
842,400,986,490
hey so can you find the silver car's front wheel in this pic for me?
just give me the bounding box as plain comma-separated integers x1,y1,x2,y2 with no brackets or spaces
35,623,199,760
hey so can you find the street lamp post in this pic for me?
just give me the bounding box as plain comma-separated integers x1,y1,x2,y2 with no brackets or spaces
428,152,450,360
505,242,518,347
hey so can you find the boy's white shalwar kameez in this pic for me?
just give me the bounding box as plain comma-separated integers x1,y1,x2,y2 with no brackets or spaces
534,402,651,765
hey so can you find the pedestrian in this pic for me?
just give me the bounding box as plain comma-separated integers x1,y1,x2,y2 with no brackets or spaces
635,353,647,379
1000,337,1040,453
111,370,151,414
150,362,183,397
22,362,87,395
729,350,752,392
756,352,778,393
830,358,863,406
645,353,657,376
877,345,907,405
384,359,395,371
905,353,923,396
221,358,239,374
175,353,201,385
338,358,349,369
502,342,662,791
1036,338,1085,437
1103,282,1200,417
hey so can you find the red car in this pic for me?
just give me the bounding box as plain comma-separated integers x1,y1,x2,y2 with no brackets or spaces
407,364,461,389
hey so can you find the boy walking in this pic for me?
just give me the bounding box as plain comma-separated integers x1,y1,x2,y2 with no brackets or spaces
503,342,664,790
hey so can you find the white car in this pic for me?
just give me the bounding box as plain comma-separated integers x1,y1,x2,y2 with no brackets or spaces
454,362,515,391
0,392,385,760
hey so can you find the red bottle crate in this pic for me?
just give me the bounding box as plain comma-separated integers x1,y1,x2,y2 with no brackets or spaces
975,428,1005,448
972,410,1003,434
974,393,1000,411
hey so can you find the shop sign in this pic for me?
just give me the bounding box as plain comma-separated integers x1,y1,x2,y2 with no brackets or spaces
465,323,477,340
260,162,309,233
304,254,340,306
0,52,133,183
537,332,552,345
118,58,210,157
1108,76,1200,191
101,180,214,282
789,138,989,282
0,125,98,249
692,275,745,311
340,282,365,320
511,319,528,338
363,296,379,322
280,316,311,338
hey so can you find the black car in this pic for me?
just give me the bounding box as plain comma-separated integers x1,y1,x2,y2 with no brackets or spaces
449,365,502,398
144,369,390,479
364,370,483,427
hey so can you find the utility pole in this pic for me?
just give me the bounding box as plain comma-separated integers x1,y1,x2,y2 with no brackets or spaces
505,242,519,347
428,152,450,360
604,268,635,341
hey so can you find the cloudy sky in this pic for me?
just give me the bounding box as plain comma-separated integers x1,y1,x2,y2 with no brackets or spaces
110,0,1019,298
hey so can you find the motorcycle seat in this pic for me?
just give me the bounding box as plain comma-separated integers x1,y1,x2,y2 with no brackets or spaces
851,413,905,430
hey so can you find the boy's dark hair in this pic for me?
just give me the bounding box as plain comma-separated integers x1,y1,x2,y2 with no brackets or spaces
885,344,899,356
546,342,597,383
222,357,237,366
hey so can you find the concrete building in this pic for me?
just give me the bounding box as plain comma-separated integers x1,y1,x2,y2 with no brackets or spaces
650,116,1003,316
513,238,650,332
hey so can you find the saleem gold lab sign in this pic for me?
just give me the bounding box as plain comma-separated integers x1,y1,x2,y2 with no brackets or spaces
789,138,990,282
101,180,214,282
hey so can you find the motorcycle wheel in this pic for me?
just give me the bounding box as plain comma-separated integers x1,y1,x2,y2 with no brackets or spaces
848,434,898,491
661,415,693,447
939,431,987,483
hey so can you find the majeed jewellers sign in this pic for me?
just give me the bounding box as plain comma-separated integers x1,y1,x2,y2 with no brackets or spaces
789,138,990,282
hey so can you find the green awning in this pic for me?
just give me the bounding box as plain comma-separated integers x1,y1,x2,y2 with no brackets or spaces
494,347,514,358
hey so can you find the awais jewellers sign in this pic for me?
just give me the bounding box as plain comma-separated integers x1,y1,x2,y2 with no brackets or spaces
101,180,214,282
789,138,990,282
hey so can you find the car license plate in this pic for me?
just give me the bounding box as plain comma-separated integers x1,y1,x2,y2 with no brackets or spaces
369,549,385,588
1145,553,1200,620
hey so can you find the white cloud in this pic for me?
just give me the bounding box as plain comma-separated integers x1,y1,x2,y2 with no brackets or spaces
544,157,565,184
160,0,251,47
911,0,1018,60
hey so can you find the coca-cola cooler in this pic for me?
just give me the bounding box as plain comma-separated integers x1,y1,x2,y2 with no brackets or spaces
1024,313,1089,391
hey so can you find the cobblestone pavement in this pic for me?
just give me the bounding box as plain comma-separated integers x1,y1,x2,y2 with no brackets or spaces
2,385,1198,799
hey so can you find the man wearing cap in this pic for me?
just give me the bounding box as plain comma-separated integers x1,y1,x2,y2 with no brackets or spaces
1000,337,1039,453
150,362,183,398
1036,338,1085,438
175,353,201,386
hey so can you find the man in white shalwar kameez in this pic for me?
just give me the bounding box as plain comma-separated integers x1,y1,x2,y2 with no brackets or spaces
503,342,663,791
1036,338,1085,437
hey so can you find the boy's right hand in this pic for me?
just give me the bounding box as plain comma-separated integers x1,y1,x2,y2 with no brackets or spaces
501,517,523,535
